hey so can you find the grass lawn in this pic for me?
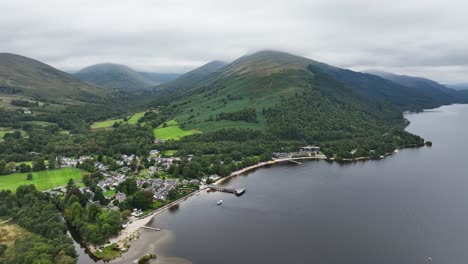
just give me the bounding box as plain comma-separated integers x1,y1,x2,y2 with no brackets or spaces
90,118,123,129
103,189,116,197
162,150,178,157
93,243,122,261
153,120,200,140
127,111,145,124
90,111,146,129
0,168,84,192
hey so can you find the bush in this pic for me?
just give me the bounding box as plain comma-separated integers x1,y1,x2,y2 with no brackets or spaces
138,253,156,264
0,243,7,256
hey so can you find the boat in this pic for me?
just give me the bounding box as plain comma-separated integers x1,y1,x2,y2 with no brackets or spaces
217,200,223,205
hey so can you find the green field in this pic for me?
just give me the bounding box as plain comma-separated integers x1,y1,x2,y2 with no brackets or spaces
90,118,124,129
23,121,57,127
0,168,84,192
90,111,145,129
153,120,200,140
127,111,145,124
162,150,178,157
0,129,16,139
0,128,26,142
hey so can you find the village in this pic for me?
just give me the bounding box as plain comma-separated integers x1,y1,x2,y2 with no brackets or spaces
42,149,225,218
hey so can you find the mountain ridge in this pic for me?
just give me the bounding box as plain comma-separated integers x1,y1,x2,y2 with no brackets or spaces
0,53,108,102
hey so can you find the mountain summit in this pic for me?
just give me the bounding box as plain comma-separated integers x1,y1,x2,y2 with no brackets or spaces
0,53,107,101
74,63,157,91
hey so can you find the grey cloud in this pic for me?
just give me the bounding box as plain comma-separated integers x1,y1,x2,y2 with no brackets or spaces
1,0,467,83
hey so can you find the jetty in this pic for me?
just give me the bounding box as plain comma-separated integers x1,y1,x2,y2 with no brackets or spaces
141,226,160,231
208,185,246,196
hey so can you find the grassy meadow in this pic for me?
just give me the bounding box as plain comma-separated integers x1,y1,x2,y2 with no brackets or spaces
153,120,200,140
0,168,84,192
90,111,145,129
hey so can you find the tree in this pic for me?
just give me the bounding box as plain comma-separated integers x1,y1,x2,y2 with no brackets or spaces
117,178,138,195
65,202,83,227
66,179,76,192
93,187,107,205
131,191,153,210
32,158,46,172
48,154,56,170
167,189,177,200
27,173,33,181
19,163,32,173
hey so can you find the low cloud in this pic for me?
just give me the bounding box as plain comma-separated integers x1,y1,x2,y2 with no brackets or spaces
1,0,467,82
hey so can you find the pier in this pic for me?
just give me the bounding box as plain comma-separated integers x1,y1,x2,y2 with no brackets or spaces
141,226,160,231
208,185,246,196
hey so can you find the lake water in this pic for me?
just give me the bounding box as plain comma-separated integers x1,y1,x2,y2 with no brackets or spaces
77,104,468,264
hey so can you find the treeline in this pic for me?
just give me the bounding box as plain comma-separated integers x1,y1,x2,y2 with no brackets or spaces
216,108,257,122
0,185,77,264
10,99,39,108
0,123,154,162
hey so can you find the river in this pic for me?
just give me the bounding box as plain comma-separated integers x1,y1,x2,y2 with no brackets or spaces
77,104,468,264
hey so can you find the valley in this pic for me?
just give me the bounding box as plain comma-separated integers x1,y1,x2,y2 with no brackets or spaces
0,50,467,264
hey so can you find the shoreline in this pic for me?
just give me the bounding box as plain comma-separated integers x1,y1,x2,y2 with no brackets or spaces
91,144,426,261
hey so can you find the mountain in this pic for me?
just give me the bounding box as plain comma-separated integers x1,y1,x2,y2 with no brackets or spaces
152,60,228,92
74,63,159,91
446,83,468,90
138,72,181,84
366,70,460,107
0,53,107,102
156,51,406,136
153,50,426,157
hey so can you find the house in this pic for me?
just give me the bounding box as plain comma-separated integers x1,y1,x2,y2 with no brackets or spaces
209,174,220,181
115,192,127,202
132,209,143,217
189,179,199,185
149,149,159,155
272,152,290,159
300,146,321,153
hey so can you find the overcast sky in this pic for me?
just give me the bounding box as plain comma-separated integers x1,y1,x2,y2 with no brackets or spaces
1,0,467,83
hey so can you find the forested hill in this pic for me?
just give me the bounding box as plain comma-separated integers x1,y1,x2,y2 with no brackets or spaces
152,50,424,157
0,53,108,103
149,60,228,93
366,70,462,107
75,63,159,92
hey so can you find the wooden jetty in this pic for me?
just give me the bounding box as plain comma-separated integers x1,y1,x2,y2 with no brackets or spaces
208,185,246,196
141,226,160,231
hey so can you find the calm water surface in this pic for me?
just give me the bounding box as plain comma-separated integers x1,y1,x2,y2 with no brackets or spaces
77,104,468,264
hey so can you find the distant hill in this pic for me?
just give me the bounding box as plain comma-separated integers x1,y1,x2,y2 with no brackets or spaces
152,60,228,92
138,72,181,84
365,70,460,107
445,83,468,90
0,53,107,102
75,63,159,92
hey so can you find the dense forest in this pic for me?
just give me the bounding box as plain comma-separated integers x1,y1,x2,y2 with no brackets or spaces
0,186,77,264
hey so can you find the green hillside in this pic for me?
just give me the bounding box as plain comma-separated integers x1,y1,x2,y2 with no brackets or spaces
149,50,423,159
163,51,402,132
0,53,108,102
151,60,227,93
366,70,461,107
75,63,157,91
